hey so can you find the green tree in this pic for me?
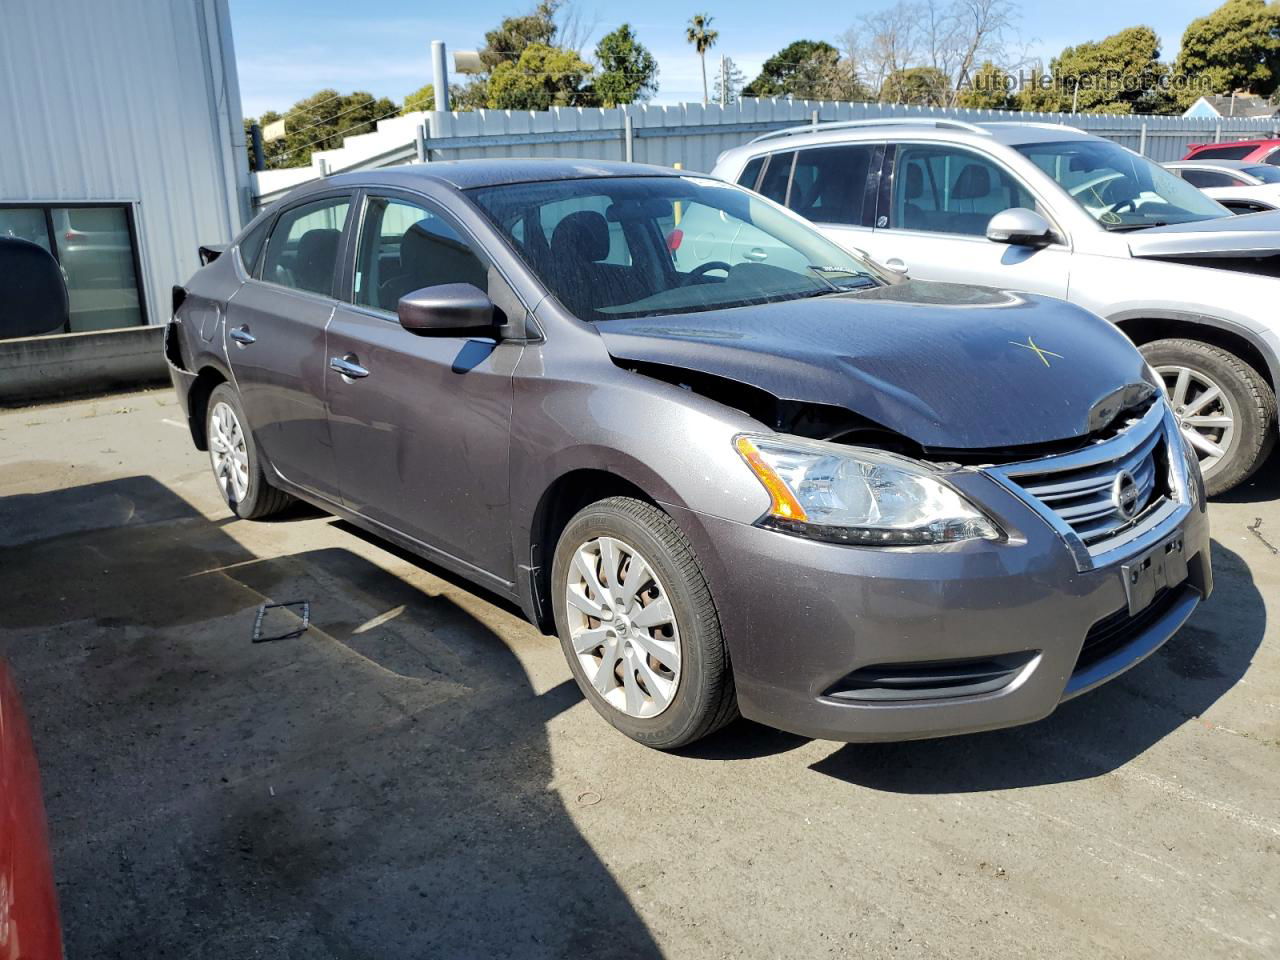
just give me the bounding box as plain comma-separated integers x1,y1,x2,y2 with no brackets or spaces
592,24,659,106
743,39,870,101
401,82,481,113
480,0,559,70
882,66,951,105
1175,0,1280,105
955,61,1015,109
713,56,747,104
686,13,719,106
245,90,397,169
487,43,594,109
1017,26,1174,114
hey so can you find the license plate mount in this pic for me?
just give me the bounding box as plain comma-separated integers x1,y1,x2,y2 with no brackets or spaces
1121,533,1189,617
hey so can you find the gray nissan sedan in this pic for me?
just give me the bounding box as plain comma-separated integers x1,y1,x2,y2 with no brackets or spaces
165,159,1211,749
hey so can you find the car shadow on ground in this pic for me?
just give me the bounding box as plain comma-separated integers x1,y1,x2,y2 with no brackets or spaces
1214,448,1280,507
808,537,1265,793
0,476,662,959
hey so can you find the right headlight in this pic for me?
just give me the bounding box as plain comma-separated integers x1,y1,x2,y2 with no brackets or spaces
735,435,1003,546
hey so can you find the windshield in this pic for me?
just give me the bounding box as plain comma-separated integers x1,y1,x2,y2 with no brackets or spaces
466,175,886,320
1016,140,1229,230
1243,164,1280,184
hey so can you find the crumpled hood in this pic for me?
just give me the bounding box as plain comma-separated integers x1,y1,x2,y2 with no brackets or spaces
1126,210,1280,259
599,280,1151,449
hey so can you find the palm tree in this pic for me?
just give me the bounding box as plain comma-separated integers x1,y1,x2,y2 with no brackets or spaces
685,13,719,106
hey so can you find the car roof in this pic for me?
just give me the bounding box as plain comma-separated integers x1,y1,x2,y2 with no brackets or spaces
1189,139,1280,150
1166,158,1257,170
308,158,686,193
716,119,1114,166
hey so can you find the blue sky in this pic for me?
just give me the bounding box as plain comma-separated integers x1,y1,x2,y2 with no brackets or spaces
229,0,1222,118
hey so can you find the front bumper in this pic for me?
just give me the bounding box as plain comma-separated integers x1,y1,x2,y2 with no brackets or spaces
669,457,1211,743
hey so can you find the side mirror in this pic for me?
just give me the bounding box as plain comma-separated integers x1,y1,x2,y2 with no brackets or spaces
986,208,1055,247
397,283,496,335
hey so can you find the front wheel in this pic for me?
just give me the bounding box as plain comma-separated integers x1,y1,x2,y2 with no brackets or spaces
1141,338,1277,496
551,497,738,749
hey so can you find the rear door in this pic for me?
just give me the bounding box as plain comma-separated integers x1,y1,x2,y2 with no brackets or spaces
224,192,352,500
862,142,1071,298
324,190,522,579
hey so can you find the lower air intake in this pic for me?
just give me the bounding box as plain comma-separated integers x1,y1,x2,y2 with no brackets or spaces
823,651,1037,703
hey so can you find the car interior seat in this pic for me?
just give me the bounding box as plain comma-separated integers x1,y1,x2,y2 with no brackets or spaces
292,228,341,294
378,218,488,310
0,237,69,339
902,163,928,230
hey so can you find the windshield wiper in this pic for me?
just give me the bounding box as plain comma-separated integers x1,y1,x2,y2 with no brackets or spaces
806,265,879,291
1103,221,1169,232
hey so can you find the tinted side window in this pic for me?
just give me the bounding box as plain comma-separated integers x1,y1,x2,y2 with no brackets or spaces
757,152,795,204
261,197,350,295
1190,145,1255,161
1181,169,1243,188
892,146,1035,236
737,156,765,190
789,145,876,225
237,216,272,275
354,197,488,312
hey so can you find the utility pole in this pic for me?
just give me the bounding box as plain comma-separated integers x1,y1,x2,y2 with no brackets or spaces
720,55,728,108
431,40,450,112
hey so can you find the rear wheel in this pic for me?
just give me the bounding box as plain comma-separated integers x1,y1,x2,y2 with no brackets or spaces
1141,338,1276,496
205,383,293,519
551,497,737,749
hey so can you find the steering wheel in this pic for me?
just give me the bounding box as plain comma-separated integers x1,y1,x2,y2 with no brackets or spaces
685,261,732,284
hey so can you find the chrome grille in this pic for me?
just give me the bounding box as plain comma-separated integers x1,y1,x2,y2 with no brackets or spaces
984,401,1186,570
1017,425,1162,545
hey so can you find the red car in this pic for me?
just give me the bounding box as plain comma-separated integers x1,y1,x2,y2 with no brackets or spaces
0,660,63,959
1183,138,1280,164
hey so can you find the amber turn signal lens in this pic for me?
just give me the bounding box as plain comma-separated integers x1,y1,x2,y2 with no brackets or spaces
735,436,809,522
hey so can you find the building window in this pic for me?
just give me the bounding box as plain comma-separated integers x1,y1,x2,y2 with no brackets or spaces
0,203,145,335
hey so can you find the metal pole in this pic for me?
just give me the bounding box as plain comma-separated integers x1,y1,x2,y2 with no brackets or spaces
720,55,728,108
431,40,450,112
415,123,427,163
623,110,634,163
811,109,820,129
250,123,265,172
1138,122,1147,156
1215,121,1222,143
422,117,432,162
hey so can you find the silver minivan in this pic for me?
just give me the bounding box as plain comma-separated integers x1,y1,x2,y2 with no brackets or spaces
713,119,1280,494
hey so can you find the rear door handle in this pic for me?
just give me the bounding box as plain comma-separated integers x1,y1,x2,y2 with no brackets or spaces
884,258,908,274
229,326,256,345
329,355,369,379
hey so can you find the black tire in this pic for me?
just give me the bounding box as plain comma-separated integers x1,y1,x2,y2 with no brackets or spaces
1141,338,1277,497
551,496,738,749
205,383,293,520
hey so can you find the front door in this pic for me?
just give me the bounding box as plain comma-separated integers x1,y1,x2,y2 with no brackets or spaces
224,193,351,500
325,192,521,580
855,143,1072,299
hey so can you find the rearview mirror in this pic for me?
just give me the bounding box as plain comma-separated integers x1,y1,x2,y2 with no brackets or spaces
986,208,1055,247
398,283,496,335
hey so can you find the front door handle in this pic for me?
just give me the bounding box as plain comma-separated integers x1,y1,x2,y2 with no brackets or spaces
329,355,369,379
229,325,256,345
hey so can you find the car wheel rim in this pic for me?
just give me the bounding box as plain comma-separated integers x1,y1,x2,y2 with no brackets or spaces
209,401,250,506
1154,363,1236,476
564,535,681,719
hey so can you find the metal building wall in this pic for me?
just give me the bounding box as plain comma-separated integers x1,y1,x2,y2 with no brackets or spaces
0,0,250,327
